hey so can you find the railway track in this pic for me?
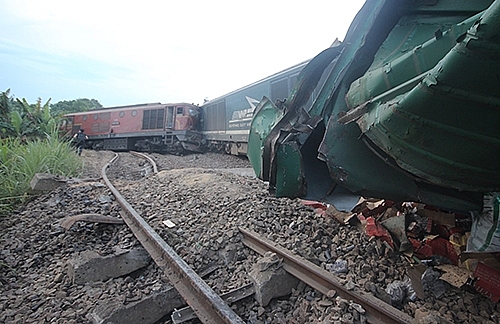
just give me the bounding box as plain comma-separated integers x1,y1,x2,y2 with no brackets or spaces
239,228,414,324
102,152,415,323
102,152,244,324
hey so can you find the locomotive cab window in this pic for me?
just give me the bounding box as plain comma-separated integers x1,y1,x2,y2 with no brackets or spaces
176,107,184,115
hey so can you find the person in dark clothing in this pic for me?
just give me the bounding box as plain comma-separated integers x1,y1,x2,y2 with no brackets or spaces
73,129,88,156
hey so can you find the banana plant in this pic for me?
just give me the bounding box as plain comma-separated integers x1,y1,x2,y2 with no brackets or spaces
9,110,23,136
0,90,63,140
0,90,16,138
14,97,60,138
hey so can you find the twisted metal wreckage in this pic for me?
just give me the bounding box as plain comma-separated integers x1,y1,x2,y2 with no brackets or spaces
248,0,500,213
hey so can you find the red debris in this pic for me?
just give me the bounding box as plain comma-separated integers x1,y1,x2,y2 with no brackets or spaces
363,216,395,249
473,262,500,302
301,199,327,216
410,237,459,265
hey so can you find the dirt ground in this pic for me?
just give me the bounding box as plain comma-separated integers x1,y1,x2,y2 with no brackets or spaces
1,149,498,324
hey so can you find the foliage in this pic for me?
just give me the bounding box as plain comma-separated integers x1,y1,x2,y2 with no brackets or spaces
0,89,12,120
50,98,102,116
0,89,62,139
1,90,103,139
16,97,57,138
0,89,92,216
0,90,16,138
0,131,83,216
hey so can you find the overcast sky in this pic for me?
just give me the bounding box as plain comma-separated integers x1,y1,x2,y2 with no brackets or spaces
0,0,366,107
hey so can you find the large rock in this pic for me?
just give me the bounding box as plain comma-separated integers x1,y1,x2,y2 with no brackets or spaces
249,252,299,306
30,173,68,191
89,286,184,324
68,247,151,284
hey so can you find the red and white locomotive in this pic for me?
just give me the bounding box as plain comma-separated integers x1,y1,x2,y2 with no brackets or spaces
62,62,308,155
63,102,203,154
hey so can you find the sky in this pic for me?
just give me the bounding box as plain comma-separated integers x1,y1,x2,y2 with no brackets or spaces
0,0,366,107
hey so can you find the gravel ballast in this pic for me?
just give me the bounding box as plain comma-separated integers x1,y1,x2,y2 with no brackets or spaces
1,150,498,324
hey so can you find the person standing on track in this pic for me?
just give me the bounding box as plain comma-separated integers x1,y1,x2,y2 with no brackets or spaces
73,129,88,156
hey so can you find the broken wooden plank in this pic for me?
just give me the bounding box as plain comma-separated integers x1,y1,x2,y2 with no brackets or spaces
60,214,124,230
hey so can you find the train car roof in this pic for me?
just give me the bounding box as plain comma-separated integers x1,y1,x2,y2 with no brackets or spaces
65,102,198,116
202,59,311,106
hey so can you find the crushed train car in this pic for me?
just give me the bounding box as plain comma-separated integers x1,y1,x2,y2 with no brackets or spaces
248,0,500,212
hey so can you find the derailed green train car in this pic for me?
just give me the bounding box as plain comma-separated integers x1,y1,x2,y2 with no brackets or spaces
248,0,500,212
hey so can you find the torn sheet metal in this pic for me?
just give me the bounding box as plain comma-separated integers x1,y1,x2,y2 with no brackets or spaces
248,0,499,212
356,12,500,191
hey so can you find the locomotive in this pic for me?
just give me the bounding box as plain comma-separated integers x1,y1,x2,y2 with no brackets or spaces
63,102,203,154
63,59,323,155
200,60,308,155
198,40,342,155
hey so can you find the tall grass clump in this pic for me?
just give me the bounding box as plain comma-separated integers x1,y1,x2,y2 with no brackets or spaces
0,130,83,215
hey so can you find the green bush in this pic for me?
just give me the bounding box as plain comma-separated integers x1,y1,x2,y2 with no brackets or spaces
0,131,83,215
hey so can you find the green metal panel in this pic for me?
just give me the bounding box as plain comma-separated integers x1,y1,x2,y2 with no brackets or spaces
275,142,305,198
319,118,482,211
247,97,283,180
247,0,498,212
345,13,480,109
357,1,500,192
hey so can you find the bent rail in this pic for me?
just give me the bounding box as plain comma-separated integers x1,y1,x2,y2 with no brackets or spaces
102,153,244,324
130,151,158,173
239,227,414,324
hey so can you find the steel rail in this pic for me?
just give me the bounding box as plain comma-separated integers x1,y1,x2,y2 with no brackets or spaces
102,153,244,324
239,227,414,324
130,151,158,173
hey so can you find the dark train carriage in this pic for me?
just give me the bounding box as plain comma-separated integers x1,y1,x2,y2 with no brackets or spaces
200,61,309,155
64,102,202,153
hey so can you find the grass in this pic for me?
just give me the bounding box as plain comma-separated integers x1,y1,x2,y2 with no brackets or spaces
0,132,83,216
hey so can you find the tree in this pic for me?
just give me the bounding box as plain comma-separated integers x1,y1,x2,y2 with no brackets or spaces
0,90,103,139
50,98,102,116
0,89,61,139
15,97,57,138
